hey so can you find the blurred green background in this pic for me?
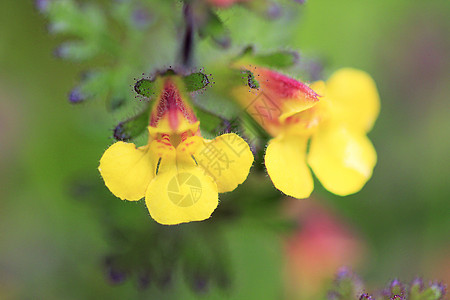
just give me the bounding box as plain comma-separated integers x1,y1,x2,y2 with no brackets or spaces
0,0,449,299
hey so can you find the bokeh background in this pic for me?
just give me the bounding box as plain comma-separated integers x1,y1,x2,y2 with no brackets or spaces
0,0,449,299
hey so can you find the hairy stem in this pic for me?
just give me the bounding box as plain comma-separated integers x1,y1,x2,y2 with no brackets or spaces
181,3,194,68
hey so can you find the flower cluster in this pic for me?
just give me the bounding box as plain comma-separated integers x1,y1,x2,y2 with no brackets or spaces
98,64,380,224
99,71,253,225
39,0,381,226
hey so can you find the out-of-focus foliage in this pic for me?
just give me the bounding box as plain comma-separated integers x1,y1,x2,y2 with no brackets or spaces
327,269,446,300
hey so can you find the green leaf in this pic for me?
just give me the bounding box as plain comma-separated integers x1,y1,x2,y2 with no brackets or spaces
418,286,445,300
68,71,112,104
235,46,299,69
183,72,210,92
327,269,364,300
47,0,105,37
134,78,157,98
80,71,112,96
113,104,150,141
195,107,225,139
106,97,126,111
56,41,98,61
252,51,298,68
198,9,230,47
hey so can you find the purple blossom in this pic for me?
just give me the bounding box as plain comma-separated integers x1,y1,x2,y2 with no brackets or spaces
390,278,406,295
35,0,49,13
137,270,152,290
267,4,282,19
359,293,375,300
68,88,85,104
429,281,447,298
193,275,209,294
132,9,151,29
336,266,352,281
104,256,127,285
410,277,424,291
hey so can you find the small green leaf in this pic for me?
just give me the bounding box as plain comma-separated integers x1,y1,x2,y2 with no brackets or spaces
68,71,112,103
183,72,210,92
55,41,98,61
327,269,364,300
106,97,126,111
235,46,299,69
134,78,157,98
195,107,225,139
47,0,106,36
113,105,150,141
252,51,298,68
198,9,230,47
419,286,445,300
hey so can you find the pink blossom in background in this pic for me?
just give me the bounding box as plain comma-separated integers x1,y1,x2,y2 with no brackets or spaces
283,199,367,299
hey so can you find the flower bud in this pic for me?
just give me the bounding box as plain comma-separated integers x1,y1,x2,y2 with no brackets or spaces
389,279,406,296
35,0,49,13
104,256,127,285
156,271,173,289
132,9,151,29
328,267,364,300
53,42,97,61
267,3,282,19
68,87,86,104
192,274,209,294
359,293,374,300
137,269,152,290
410,277,424,291
428,282,446,299
327,291,340,300
390,296,405,300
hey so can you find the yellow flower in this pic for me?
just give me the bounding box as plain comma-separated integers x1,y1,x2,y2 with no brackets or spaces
99,75,254,225
235,67,379,198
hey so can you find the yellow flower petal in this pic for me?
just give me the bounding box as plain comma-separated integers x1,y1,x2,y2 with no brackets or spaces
148,118,200,138
309,80,326,96
145,160,219,225
176,136,204,164
307,124,377,196
148,137,177,174
326,68,380,133
278,98,318,124
98,141,155,201
194,133,254,193
265,134,314,199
